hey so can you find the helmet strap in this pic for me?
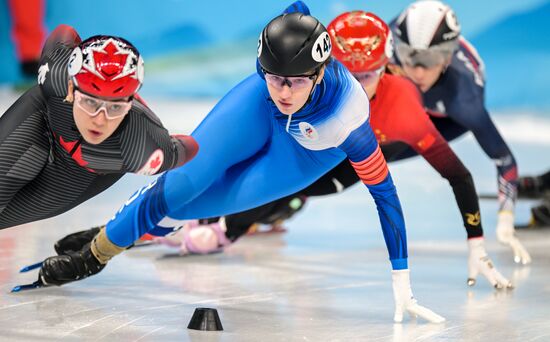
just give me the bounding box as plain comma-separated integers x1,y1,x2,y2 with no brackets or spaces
266,64,326,133
303,65,324,106
289,70,321,119
284,70,321,133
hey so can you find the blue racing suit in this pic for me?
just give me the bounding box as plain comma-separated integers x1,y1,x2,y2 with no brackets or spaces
105,59,410,270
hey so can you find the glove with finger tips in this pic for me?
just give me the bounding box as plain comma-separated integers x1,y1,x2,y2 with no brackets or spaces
496,211,531,264
391,269,445,323
467,237,513,289
153,219,232,255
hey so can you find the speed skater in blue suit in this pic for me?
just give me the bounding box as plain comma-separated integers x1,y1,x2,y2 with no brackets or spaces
37,2,444,323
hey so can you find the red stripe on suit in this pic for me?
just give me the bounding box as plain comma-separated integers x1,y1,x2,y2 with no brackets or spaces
349,145,389,185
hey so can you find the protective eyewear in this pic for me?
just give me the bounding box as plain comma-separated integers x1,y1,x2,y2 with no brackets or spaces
352,66,385,83
74,90,132,120
264,72,317,90
395,41,456,68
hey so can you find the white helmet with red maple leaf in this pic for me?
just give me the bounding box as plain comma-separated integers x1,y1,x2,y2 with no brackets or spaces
68,35,144,99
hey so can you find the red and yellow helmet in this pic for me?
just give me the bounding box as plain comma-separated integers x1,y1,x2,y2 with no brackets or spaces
327,11,393,73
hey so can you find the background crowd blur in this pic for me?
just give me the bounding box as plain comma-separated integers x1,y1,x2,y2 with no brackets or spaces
1,0,549,110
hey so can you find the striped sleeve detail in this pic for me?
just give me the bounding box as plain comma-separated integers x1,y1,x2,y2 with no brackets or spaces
458,37,484,72
349,145,389,185
120,105,176,173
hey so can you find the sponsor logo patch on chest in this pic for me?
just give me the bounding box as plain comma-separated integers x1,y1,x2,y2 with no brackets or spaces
299,122,319,141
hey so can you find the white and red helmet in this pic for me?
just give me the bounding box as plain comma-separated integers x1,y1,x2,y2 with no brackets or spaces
68,35,144,98
394,0,461,66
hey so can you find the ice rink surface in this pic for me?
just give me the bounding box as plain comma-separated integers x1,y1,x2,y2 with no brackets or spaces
0,91,549,341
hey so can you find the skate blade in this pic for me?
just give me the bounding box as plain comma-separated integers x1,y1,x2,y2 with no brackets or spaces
11,280,44,293
19,261,43,273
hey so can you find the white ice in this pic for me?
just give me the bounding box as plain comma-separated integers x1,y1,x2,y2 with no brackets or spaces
0,90,549,341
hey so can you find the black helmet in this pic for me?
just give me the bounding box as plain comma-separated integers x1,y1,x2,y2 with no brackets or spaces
258,12,332,76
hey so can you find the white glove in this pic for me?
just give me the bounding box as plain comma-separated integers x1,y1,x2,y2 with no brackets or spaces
496,211,531,265
467,237,513,289
391,269,445,323
153,219,232,255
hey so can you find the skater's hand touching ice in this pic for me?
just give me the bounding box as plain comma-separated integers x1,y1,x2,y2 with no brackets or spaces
496,211,531,265
467,237,513,289
392,269,445,323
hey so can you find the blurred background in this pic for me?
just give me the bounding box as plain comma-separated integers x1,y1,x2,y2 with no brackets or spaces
1,0,549,109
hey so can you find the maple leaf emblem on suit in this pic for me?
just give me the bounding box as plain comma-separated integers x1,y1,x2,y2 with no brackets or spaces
137,149,164,175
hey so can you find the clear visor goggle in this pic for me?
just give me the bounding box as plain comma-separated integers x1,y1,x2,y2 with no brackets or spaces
263,71,317,90
352,66,385,84
395,41,457,68
74,90,132,120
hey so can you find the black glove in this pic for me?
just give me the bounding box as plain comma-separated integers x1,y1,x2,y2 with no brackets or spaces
39,243,105,286
54,226,102,255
